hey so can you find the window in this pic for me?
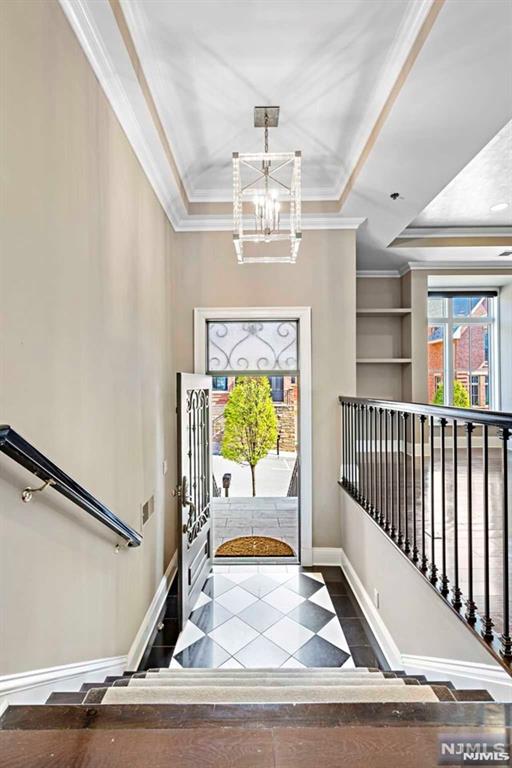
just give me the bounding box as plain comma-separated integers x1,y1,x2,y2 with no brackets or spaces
212,376,228,391
427,292,496,409
470,375,480,407
268,376,284,402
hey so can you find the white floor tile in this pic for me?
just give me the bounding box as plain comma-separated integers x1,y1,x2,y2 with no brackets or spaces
169,658,182,668
209,616,259,655
317,616,351,653
263,616,314,654
302,572,325,583
221,571,254,584
262,586,305,613
309,585,335,612
173,620,205,654
219,657,245,669
216,585,259,614
280,656,306,669
193,591,212,610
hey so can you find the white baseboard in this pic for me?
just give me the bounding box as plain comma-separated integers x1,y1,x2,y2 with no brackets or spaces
0,655,126,715
0,552,179,717
312,547,342,566
125,550,178,670
402,654,512,702
340,548,403,669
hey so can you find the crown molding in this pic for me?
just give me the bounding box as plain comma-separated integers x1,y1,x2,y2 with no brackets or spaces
335,0,439,204
174,214,366,233
397,226,512,240
407,260,512,272
356,269,402,278
58,0,187,230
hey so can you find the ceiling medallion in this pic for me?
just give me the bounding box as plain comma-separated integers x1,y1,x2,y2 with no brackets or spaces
232,106,302,264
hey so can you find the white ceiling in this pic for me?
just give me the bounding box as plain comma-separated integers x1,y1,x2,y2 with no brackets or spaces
121,0,422,200
60,0,512,270
412,120,512,227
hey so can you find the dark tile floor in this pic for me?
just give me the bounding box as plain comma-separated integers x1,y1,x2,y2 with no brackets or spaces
138,564,387,671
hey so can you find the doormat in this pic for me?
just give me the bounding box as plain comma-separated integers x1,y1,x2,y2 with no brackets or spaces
216,536,294,557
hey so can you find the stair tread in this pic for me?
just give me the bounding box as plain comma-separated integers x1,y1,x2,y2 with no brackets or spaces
120,676,406,688
84,683,443,705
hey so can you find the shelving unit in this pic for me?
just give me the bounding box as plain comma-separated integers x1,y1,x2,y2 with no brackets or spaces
356,277,413,400
356,308,411,316
357,358,412,364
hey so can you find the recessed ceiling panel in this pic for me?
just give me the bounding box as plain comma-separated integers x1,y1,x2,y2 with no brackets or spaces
412,120,512,228
121,0,415,200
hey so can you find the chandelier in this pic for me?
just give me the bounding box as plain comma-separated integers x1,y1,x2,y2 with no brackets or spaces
233,106,302,263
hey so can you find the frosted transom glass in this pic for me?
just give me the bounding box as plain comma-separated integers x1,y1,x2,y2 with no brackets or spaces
207,320,298,372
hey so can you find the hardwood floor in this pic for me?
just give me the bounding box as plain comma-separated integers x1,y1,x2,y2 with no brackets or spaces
354,444,512,635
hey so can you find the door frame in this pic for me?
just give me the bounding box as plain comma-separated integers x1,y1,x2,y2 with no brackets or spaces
194,306,313,567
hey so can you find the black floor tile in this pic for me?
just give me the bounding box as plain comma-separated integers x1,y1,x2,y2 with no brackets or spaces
293,635,350,667
284,573,324,598
317,566,344,583
287,601,334,632
153,619,180,647
189,602,233,633
143,646,175,669
341,618,371,645
322,579,348,596
350,645,380,668
174,636,230,668
164,596,178,619
331,595,363,618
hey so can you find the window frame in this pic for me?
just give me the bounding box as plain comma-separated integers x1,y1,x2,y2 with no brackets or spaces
427,291,499,409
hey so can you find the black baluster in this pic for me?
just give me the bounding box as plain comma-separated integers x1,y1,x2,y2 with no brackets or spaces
347,403,354,495
420,415,428,573
369,406,374,516
452,420,462,610
500,427,511,658
412,415,419,563
390,411,396,539
384,409,390,533
362,405,367,507
465,422,477,625
379,408,384,525
397,413,403,547
481,424,493,641
404,412,411,554
341,402,347,488
430,416,437,584
440,418,449,597
351,403,355,493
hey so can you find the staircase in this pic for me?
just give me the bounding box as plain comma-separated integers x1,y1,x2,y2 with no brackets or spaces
79,667,494,705
0,667,502,767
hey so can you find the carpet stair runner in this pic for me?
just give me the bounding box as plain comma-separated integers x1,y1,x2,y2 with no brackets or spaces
37,667,494,706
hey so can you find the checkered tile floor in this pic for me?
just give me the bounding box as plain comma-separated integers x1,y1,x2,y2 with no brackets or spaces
171,566,354,669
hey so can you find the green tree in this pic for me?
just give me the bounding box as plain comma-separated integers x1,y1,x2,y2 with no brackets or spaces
221,377,278,496
432,380,471,408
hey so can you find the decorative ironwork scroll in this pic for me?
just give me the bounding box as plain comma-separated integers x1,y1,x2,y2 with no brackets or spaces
184,388,210,546
207,320,298,373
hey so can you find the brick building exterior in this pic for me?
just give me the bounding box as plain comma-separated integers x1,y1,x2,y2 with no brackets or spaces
211,375,298,454
428,299,489,407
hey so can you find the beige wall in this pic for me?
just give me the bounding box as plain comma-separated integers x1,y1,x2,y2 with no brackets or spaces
0,0,177,674
172,230,357,548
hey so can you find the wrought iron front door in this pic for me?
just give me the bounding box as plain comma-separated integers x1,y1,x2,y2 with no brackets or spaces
177,372,212,627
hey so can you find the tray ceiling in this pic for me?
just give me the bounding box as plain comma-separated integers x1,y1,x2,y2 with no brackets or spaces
120,0,419,201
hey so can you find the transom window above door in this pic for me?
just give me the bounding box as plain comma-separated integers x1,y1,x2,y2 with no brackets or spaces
427,291,497,410
207,320,298,373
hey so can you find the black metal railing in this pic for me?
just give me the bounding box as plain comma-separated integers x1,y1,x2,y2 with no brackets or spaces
0,425,142,547
339,396,512,668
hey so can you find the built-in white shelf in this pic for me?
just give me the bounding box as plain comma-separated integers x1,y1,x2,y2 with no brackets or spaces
356,308,412,316
356,358,412,364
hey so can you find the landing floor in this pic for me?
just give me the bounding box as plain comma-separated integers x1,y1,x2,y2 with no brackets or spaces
167,566,386,670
